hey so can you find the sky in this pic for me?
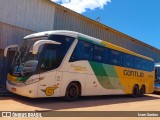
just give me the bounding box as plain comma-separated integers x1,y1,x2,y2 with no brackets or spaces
51,0,160,49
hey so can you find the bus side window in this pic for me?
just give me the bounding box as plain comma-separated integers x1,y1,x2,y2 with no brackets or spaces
104,48,110,64
134,57,141,70
147,61,154,71
123,53,133,68
93,45,105,63
40,45,58,70
110,50,122,66
70,41,93,62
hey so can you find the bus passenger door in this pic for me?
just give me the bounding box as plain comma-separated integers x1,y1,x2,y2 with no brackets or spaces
37,44,63,97
54,71,62,96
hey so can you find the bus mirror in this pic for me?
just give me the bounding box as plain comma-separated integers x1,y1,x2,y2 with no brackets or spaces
32,40,61,55
4,45,18,57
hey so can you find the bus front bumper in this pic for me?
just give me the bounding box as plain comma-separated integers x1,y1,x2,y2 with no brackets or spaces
6,81,38,98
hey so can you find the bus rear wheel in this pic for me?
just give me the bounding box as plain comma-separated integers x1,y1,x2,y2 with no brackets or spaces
65,82,80,101
138,85,145,97
132,85,139,98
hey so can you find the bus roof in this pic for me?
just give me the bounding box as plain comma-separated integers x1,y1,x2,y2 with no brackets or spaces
24,30,79,39
24,30,154,61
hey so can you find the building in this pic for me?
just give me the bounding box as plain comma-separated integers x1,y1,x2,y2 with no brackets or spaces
0,0,160,87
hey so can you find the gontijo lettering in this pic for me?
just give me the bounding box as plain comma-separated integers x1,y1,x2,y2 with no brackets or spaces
124,70,144,77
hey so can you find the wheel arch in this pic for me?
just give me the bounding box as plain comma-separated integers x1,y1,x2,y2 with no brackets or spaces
64,81,82,101
67,81,82,96
131,84,139,97
61,80,82,97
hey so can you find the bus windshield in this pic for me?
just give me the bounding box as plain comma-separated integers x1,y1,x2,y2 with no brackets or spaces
9,37,47,76
9,35,75,77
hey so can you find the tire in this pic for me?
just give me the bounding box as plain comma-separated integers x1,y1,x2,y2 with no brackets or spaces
132,85,139,98
65,82,80,101
138,85,145,97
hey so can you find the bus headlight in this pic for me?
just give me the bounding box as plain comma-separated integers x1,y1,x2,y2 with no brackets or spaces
25,78,39,85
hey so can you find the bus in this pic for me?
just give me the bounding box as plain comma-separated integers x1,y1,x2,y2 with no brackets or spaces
5,30,155,101
154,63,160,92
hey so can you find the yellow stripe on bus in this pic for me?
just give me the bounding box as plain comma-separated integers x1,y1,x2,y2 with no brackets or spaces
101,41,153,61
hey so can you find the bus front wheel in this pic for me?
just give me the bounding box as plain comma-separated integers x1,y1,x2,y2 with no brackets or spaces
132,85,139,98
65,82,80,101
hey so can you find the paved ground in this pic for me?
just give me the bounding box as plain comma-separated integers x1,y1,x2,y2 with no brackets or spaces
0,93,160,120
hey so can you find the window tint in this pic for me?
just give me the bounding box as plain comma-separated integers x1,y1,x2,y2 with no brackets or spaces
70,41,93,62
143,59,148,71
147,60,154,71
69,40,154,72
104,48,110,64
48,35,74,51
110,50,122,66
134,57,141,69
93,45,105,62
83,42,93,60
123,53,133,68
41,46,58,70
40,35,74,71
133,56,154,71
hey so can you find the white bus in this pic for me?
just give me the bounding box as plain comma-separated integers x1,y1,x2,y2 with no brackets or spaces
5,30,154,101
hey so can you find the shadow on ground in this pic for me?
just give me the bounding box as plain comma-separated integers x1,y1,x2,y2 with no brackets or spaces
1,93,160,111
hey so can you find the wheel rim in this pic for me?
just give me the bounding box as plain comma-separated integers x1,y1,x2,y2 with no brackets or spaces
68,85,78,98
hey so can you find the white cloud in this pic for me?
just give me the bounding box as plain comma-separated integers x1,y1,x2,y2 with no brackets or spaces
51,0,111,13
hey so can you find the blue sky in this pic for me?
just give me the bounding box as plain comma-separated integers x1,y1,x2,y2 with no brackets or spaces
52,0,160,49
